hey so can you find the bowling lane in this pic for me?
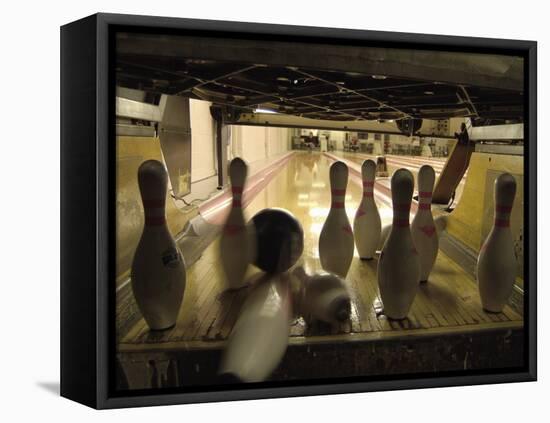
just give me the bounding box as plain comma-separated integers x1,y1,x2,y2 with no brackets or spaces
119,152,522,354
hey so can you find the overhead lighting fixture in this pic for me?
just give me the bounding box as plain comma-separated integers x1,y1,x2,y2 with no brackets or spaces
254,108,278,114
424,91,435,95
372,75,387,80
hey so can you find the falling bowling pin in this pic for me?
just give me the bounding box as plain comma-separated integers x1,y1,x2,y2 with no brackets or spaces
219,273,292,383
353,159,382,260
411,165,438,282
292,266,351,324
477,173,517,312
219,158,256,290
131,160,186,330
377,168,420,320
319,161,354,278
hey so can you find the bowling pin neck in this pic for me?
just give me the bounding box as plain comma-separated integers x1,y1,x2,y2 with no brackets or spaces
331,187,346,209
390,168,414,228
417,191,433,210
138,160,168,227
362,180,374,199
142,198,167,226
493,173,516,229
417,165,435,211
231,185,243,208
228,158,248,208
329,162,348,209
494,204,512,229
361,160,376,200
392,203,411,227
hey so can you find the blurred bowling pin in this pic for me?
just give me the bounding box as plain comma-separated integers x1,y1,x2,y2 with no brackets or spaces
219,273,292,383
219,158,256,290
319,161,354,278
477,173,517,312
292,266,351,324
377,169,420,320
353,160,381,260
131,160,186,330
411,165,438,282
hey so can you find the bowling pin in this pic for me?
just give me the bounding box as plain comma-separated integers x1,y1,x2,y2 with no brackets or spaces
131,160,186,330
292,266,351,324
477,173,517,313
377,169,420,320
219,273,292,383
319,161,354,278
411,165,438,282
353,159,382,260
219,158,256,290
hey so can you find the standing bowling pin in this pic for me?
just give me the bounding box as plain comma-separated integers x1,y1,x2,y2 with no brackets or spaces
353,159,382,260
219,158,256,290
292,266,351,324
131,160,186,330
219,273,292,383
477,173,517,312
377,169,420,320
411,165,438,282
319,161,354,278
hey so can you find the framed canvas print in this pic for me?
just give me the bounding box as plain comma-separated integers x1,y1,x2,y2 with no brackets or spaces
60,13,537,409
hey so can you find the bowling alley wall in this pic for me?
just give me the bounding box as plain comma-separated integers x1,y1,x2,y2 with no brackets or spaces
115,97,291,337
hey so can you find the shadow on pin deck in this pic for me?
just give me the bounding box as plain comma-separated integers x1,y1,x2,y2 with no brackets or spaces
60,13,537,409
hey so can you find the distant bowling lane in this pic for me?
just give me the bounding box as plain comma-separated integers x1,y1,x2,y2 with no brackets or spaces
236,152,389,273
335,151,466,204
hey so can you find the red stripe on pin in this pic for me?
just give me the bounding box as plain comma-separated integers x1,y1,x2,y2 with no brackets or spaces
419,191,432,198
332,202,345,208
363,181,374,187
223,224,244,235
332,189,346,196
232,200,242,208
363,192,374,197
232,186,243,194
495,219,510,228
418,203,431,210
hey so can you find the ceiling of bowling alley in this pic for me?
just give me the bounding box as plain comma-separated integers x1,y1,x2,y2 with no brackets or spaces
116,32,524,125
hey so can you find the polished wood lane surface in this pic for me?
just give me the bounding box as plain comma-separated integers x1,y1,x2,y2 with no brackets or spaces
119,152,522,352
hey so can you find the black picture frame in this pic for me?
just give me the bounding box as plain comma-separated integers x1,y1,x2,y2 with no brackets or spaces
60,12,537,409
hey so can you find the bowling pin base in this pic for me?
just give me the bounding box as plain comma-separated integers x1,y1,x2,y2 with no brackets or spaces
222,283,251,294
149,323,176,331
386,314,408,321
219,373,244,384
483,307,504,314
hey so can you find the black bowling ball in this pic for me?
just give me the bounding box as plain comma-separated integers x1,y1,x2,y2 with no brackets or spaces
250,208,304,273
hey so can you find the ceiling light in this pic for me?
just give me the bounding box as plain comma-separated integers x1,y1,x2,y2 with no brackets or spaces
424,91,435,95
254,108,278,114
372,75,387,80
